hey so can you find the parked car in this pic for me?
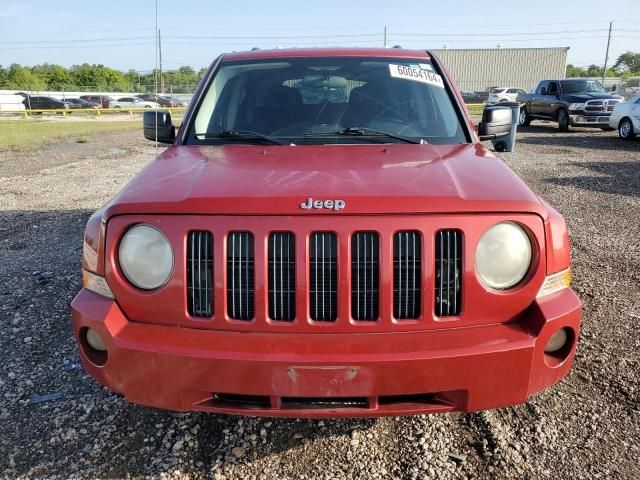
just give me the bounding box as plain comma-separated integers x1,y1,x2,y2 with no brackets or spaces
167,95,189,107
79,95,115,108
608,94,640,140
488,87,528,104
22,95,71,111
0,94,26,111
517,79,624,131
111,97,160,109
136,94,181,107
72,48,581,418
461,90,484,104
63,98,99,109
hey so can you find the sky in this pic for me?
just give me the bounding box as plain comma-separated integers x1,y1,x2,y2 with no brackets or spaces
0,0,639,72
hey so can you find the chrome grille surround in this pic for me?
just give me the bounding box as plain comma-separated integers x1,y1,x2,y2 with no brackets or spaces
393,231,422,319
435,229,462,317
351,232,380,321
268,232,296,321
309,232,338,321
584,98,622,113
227,231,254,320
187,231,213,318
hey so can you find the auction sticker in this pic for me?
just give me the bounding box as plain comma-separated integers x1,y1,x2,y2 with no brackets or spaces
389,64,444,88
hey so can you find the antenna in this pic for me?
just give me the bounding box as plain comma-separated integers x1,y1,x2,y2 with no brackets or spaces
602,21,612,84
159,29,164,94
154,0,159,151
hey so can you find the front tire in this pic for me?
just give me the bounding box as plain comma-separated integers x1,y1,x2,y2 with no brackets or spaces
518,106,531,127
557,109,569,132
618,118,635,140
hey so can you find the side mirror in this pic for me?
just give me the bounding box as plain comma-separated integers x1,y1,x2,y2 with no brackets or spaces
539,87,547,95
478,105,512,141
143,110,175,144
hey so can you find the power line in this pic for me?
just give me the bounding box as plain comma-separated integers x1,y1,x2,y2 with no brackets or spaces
393,28,609,37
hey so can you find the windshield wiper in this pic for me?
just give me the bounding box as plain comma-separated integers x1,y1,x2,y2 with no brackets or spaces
309,127,425,144
192,130,286,145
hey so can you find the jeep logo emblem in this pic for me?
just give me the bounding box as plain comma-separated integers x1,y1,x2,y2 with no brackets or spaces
300,197,346,211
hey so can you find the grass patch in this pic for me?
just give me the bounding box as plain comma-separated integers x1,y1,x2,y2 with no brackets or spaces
0,120,140,150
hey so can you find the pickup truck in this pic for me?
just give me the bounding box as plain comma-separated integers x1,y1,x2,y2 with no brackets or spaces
72,48,581,418
517,79,624,131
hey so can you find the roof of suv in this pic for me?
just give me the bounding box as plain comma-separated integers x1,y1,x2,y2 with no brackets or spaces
222,47,431,61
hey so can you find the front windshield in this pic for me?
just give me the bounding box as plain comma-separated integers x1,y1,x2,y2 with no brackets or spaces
189,56,467,145
560,80,606,94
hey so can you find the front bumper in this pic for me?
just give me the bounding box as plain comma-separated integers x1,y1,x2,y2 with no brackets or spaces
71,288,581,418
570,113,611,127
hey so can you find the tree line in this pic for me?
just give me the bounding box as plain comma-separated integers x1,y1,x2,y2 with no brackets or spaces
2,51,638,93
566,51,640,79
0,63,207,93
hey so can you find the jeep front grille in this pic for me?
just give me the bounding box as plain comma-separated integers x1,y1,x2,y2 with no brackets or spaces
180,223,475,326
351,232,380,321
187,231,213,318
393,231,422,319
227,231,254,320
435,229,462,317
309,232,338,321
268,232,296,321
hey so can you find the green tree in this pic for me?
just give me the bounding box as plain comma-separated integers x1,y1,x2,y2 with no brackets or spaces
4,64,46,91
585,64,603,77
69,63,131,92
0,65,8,86
613,51,640,74
566,64,586,77
31,63,74,90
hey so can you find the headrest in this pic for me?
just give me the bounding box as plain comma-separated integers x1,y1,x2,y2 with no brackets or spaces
265,85,302,107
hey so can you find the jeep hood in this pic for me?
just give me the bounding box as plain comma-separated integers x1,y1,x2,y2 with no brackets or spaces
103,143,545,218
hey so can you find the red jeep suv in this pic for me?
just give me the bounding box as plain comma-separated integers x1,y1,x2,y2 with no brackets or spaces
71,48,581,417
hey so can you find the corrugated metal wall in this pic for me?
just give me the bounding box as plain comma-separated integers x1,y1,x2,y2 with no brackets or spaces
430,48,569,92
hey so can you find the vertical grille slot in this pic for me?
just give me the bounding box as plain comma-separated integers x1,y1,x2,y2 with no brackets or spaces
187,231,213,318
227,232,254,320
393,231,422,319
351,232,380,321
268,232,296,321
435,229,462,317
309,232,337,321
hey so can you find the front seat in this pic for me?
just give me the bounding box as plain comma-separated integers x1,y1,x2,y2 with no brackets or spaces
341,82,391,128
254,85,303,134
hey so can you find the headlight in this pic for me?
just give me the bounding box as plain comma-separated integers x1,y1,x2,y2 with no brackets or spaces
475,222,532,290
118,224,173,290
569,103,585,110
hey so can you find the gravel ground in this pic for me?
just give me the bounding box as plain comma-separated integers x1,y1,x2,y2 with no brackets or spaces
0,125,639,479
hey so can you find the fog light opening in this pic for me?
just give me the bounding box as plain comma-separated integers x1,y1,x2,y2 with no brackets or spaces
79,327,108,366
544,327,574,367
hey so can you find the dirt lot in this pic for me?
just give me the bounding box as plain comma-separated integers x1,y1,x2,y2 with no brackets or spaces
0,124,639,479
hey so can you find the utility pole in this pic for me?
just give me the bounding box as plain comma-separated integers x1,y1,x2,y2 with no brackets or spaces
602,21,612,84
159,29,164,93
383,25,387,48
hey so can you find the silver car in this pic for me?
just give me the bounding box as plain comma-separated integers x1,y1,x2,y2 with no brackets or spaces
608,95,640,140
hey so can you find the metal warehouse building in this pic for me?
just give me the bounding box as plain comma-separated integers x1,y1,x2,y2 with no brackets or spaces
430,47,569,93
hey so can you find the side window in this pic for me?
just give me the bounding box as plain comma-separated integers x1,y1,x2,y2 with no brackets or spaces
507,89,517,94
635,98,640,104
537,82,548,94
548,82,558,94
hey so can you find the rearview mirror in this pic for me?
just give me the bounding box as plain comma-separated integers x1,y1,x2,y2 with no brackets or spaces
539,87,547,95
143,110,175,143
477,106,512,141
